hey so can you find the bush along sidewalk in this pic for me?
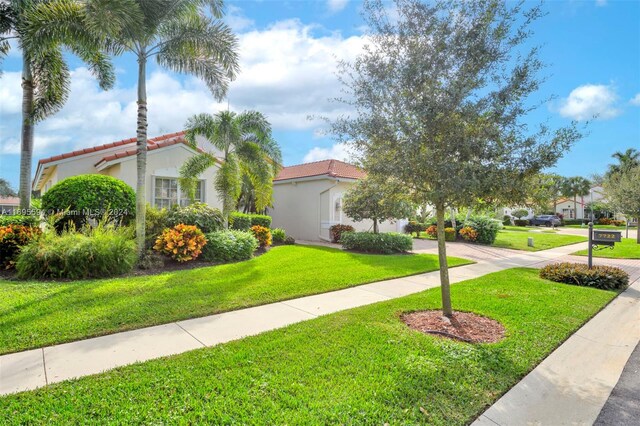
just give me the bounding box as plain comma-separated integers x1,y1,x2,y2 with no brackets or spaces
540,262,629,290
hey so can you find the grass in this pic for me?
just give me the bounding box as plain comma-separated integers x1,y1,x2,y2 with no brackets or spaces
492,230,587,251
503,225,557,233
0,268,616,425
565,224,626,229
572,238,640,259
0,245,470,355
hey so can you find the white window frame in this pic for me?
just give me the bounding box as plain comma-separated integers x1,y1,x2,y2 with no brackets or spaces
152,176,205,208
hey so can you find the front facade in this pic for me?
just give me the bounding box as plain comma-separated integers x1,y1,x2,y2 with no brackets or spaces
271,159,405,241
33,132,223,210
0,197,20,215
553,186,608,220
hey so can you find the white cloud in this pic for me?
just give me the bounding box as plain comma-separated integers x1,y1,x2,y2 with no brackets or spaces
558,84,620,121
0,19,365,159
327,0,349,13
303,142,352,163
225,5,255,32
630,93,640,106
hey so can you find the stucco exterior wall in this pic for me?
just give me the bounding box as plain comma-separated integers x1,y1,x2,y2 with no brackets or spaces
38,144,222,210
272,177,405,241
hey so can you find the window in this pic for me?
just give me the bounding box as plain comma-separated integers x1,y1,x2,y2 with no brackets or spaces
154,177,203,209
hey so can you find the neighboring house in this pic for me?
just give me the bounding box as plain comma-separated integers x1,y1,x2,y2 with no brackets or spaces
271,159,405,241
0,196,20,215
554,185,609,220
32,132,224,210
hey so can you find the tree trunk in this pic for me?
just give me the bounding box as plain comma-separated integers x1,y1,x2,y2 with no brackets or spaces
465,207,472,221
373,218,379,234
436,202,452,317
574,195,578,221
135,55,148,255
450,207,456,229
637,220,639,244
19,58,34,210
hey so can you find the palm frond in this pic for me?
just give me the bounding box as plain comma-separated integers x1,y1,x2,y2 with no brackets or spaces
156,14,239,99
184,113,218,148
30,47,70,122
179,152,218,201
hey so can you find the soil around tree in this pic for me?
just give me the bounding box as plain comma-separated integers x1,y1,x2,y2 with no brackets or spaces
401,310,505,344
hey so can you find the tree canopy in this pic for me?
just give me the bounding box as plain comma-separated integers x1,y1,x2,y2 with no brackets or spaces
328,0,582,316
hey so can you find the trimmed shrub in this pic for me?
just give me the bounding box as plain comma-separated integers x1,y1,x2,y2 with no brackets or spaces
229,212,251,231
42,175,135,229
166,203,223,234
597,217,612,225
612,220,625,226
502,215,512,226
329,224,355,243
250,225,272,248
445,227,456,241
0,214,39,227
425,225,437,239
340,232,413,254
514,219,529,226
271,228,286,244
154,224,207,263
229,212,272,230
284,236,296,245
463,216,502,245
563,219,585,226
0,225,41,269
249,214,271,228
16,225,136,279
540,262,629,290
404,220,427,237
144,204,169,249
201,230,258,262
459,226,478,242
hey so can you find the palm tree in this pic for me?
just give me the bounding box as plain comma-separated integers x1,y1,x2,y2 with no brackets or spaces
179,110,282,227
99,0,239,253
564,176,591,221
607,148,639,177
1,0,116,209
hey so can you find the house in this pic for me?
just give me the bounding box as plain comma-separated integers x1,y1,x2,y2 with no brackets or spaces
33,132,223,210
553,186,608,220
0,197,20,215
270,159,406,241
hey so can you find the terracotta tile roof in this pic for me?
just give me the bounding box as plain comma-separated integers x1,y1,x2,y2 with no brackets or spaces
38,131,186,165
95,134,193,167
0,197,20,205
274,159,366,181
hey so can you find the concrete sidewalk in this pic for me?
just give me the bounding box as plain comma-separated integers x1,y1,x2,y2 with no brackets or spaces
0,242,589,396
473,276,640,426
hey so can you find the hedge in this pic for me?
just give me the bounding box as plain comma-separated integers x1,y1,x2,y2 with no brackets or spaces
540,262,629,290
166,203,223,233
42,175,135,229
229,212,272,230
201,230,258,262
0,214,39,227
340,232,413,254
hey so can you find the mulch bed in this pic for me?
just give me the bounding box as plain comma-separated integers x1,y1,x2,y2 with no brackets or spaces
401,310,505,344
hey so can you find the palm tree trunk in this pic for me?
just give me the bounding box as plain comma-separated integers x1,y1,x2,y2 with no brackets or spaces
19,58,34,210
135,55,148,255
373,218,378,234
574,195,577,220
436,202,452,317
450,207,456,229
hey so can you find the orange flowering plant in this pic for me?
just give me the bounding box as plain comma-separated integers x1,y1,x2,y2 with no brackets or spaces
154,224,206,262
250,225,272,248
0,225,41,269
459,226,478,242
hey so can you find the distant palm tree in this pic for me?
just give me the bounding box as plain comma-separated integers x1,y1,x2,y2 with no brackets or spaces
607,148,639,177
1,0,116,209
102,0,240,253
563,176,591,220
179,110,282,227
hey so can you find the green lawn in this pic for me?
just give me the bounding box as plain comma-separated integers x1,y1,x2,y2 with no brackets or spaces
565,224,626,229
492,230,587,251
0,245,470,355
503,225,557,233
573,238,640,259
0,269,616,425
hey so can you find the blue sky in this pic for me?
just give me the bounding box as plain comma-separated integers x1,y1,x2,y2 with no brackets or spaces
0,0,639,190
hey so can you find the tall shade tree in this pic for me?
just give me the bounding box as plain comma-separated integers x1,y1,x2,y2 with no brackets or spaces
179,110,282,226
606,148,639,178
103,0,239,253
562,176,591,220
328,0,581,317
604,166,640,243
1,0,117,209
342,176,415,233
